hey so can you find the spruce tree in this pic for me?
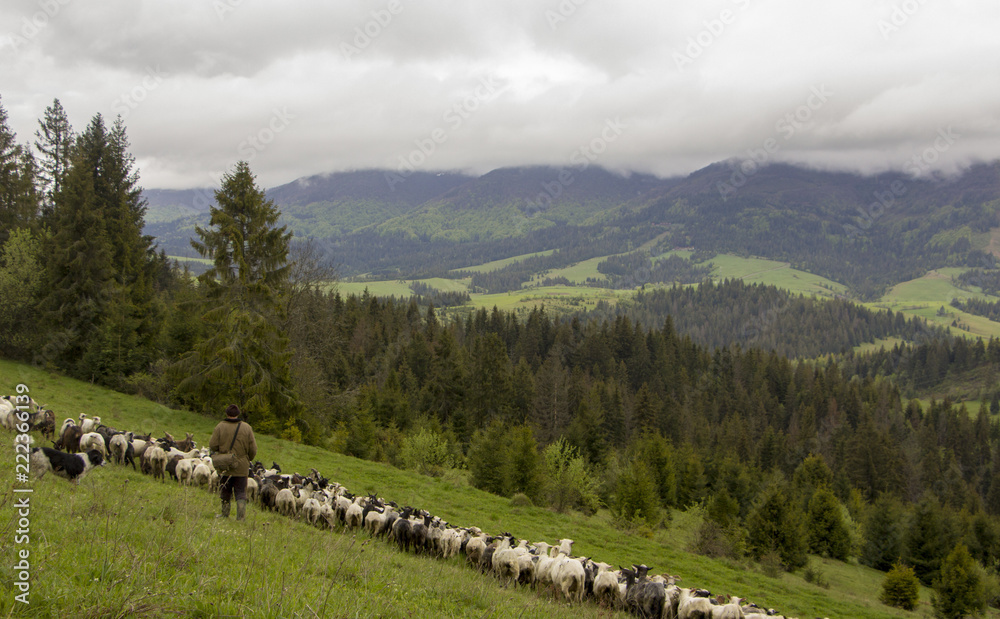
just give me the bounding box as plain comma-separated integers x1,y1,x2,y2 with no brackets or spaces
880,562,920,611
906,493,954,585
0,228,43,358
0,95,38,244
174,161,299,431
933,544,986,619
42,114,160,383
34,98,74,219
862,493,905,571
38,148,114,376
807,487,852,560
746,481,809,570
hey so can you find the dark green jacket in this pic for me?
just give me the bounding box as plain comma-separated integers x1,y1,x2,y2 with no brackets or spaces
209,418,257,477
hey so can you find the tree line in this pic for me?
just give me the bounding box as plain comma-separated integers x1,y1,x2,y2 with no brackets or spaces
582,279,943,359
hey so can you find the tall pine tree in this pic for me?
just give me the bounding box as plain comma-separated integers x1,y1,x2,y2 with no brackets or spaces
0,95,38,245
174,161,300,432
38,146,114,376
34,98,74,220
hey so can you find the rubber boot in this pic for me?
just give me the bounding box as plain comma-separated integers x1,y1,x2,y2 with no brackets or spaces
217,500,230,519
236,499,247,521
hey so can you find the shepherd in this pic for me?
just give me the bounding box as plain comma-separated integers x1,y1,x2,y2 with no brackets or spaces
209,404,258,521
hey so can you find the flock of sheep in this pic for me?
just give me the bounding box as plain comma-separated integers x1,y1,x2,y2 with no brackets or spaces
3,396,819,619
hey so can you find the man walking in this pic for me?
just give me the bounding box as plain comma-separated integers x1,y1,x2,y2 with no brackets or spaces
209,404,258,521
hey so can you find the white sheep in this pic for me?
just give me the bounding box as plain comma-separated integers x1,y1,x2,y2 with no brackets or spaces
344,497,365,529
465,534,488,567
80,415,100,434
535,546,559,589
78,432,107,456
246,477,259,502
318,501,337,529
679,588,714,619
175,458,197,485
191,461,213,488
131,439,149,459
302,497,323,526
558,538,574,556
493,540,525,585
711,596,745,619
552,555,586,603
145,444,168,481
441,527,464,559
365,507,386,536
275,488,297,517
166,447,199,459
593,562,622,608
0,399,15,430
109,434,129,464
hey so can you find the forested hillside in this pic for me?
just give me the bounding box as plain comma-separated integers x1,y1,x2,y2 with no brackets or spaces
627,162,1000,299
584,279,943,359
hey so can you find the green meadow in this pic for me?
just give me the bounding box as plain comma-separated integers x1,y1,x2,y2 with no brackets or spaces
452,250,557,274
0,359,987,618
866,268,1000,340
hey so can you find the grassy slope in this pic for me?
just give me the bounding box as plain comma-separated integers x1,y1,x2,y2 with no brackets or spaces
866,268,1000,340
338,278,473,299
0,359,979,618
453,250,557,274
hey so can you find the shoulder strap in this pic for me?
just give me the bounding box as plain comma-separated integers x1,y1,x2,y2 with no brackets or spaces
227,421,241,453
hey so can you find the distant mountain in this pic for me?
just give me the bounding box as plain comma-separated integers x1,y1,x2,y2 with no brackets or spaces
143,161,1000,294
620,160,1000,298
264,169,474,238
143,166,673,255
374,166,671,242
143,188,216,223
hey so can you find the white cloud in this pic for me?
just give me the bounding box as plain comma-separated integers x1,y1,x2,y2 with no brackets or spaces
1,0,997,188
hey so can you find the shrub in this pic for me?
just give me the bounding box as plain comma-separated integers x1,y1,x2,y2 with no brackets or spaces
400,428,454,476
803,562,830,589
611,457,661,528
689,519,745,560
758,550,784,579
880,562,920,611
510,493,533,508
543,438,601,515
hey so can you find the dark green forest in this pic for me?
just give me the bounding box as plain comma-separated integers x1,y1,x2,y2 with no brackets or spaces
6,97,1000,608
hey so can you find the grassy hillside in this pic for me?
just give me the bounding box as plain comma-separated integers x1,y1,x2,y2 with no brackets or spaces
0,359,985,618
866,268,1000,339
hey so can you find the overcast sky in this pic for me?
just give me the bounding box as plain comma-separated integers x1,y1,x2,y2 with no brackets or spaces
2,0,999,189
